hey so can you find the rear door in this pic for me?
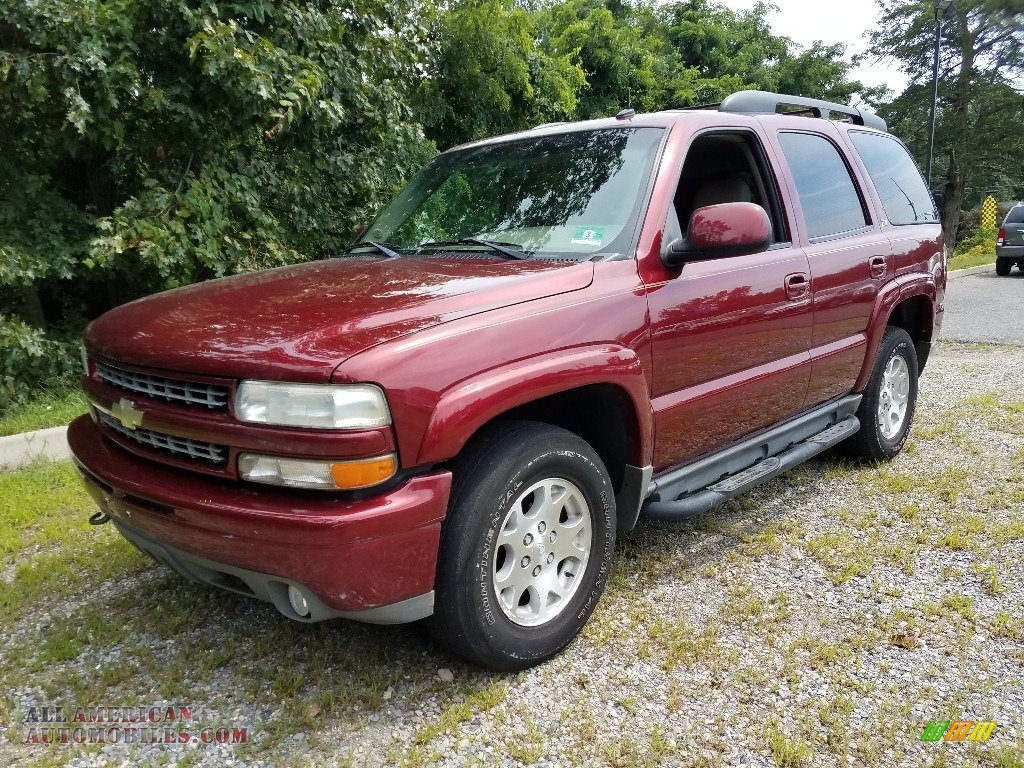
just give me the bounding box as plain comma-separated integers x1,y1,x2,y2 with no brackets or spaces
770,127,886,408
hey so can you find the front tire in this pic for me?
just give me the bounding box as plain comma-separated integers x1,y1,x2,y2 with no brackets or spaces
427,421,616,671
842,326,918,462
996,258,1012,276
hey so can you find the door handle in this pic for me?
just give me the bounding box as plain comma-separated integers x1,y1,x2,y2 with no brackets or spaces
869,256,887,279
784,272,809,300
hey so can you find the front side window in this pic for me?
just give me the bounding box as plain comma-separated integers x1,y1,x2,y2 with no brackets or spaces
778,132,868,241
849,131,937,225
363,128,665,258
673,131,788,247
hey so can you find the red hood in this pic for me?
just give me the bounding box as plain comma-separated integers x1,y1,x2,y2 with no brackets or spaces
84,257,594,382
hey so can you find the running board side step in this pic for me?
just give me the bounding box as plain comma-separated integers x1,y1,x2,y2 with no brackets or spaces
641,415,859,521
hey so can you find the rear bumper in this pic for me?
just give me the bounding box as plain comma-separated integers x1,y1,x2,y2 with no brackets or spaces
996,245,1024,260
67,416,451,623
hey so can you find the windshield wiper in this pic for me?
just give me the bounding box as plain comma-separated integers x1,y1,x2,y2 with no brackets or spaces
335,241,402,259
416,238,530,260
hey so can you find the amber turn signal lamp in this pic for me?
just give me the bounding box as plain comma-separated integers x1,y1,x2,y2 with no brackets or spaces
330,455,397,490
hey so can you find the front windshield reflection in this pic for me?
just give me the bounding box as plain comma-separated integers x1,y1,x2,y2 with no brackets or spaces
363,128,664,258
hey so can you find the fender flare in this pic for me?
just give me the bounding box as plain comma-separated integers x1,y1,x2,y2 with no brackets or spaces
854,275,937,392
415,345,653,467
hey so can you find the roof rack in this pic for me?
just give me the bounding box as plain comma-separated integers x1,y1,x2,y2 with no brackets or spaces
718,90,887,132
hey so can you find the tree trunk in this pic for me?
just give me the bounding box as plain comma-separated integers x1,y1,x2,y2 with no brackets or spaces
940,157,965,253
18,285,46,327
85,157,115,217
936,29,977,254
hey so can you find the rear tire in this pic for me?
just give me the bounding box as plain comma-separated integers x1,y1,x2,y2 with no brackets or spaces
426,421,616,671
841,326,918,462
996,258,1012,276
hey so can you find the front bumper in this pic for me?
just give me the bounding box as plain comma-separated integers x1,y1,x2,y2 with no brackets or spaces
67,415,452,623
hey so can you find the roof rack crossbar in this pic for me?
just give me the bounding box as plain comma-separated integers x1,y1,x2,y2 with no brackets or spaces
718,90,887,132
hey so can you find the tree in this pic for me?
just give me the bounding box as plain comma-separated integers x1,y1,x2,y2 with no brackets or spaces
868,0,1024,248
0,0,882,404
537,0,866,115
665,0,786,94
2,0,433,287
775,42,869,105
0,0,432,403
415,0,585,149
539,0,669,117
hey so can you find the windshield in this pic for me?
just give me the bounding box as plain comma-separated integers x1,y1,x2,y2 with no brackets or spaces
361,127,665,258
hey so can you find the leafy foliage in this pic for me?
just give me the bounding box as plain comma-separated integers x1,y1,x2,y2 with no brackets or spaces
0,315,80,408
417,0,585,149
1,0,434,399
868,0,1024,248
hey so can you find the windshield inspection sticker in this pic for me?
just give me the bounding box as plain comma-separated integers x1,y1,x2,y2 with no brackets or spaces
571,227,604,246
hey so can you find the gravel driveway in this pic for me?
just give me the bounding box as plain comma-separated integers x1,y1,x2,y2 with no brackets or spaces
3,342,1023,768
942,268,1024,346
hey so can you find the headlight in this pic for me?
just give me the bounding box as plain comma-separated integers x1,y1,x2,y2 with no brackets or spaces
235,382,391,430
238,453,397,490
81,346,90,375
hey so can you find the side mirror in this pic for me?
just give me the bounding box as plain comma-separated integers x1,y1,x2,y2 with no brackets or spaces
662,202,773,268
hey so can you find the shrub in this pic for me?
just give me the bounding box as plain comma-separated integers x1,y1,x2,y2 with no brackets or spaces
954,225,998,259
0,315,80,410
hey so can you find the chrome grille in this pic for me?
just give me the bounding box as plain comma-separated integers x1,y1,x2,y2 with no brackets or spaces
96,362,229,409
99,412,228,464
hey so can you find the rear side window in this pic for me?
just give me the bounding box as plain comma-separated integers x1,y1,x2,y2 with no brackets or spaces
849,131,937,224
778,132,868,241
1006,206,1024,224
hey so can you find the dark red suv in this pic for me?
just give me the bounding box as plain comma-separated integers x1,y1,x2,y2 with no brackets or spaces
70,91,945,670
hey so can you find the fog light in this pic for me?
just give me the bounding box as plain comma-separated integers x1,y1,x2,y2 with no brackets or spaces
288,586,310,617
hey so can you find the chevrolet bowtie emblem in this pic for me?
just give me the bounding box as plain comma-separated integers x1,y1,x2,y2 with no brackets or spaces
110,398,144,430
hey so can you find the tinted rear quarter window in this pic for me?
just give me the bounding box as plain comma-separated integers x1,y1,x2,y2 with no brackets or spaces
849,131,937,224
1005,206,1024,224
778,132,868,241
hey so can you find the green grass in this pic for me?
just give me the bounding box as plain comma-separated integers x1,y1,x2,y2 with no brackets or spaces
0,385,87,436
804,531,872,585
646,618,727,671
602,725,678,768
0,460,148,626
768,724,814,768
948,251,995,271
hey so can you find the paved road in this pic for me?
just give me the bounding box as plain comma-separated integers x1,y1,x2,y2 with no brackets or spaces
941,267,1023,346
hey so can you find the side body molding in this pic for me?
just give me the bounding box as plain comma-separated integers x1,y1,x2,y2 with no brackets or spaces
416,345,653,468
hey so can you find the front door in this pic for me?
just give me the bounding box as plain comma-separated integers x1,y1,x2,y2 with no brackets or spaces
642,129,813,471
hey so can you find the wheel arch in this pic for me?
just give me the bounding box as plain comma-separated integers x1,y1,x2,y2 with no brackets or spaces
855,281,936,391
887,293,935,372
416,346,653,532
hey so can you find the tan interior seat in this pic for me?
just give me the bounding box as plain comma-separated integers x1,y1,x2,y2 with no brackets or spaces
692,176,754,209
